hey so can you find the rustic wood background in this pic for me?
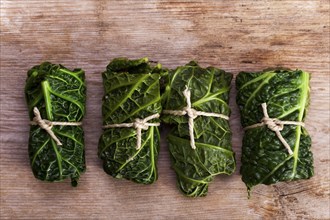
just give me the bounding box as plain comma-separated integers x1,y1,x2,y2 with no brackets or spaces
1,0,329,219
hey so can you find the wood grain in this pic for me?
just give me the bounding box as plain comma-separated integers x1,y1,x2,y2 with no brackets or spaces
1,0,329,219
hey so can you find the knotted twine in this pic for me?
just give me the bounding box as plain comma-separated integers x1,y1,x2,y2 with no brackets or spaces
163,86,229,150
244,103,305,155
30,107,82,146
102,114,160,150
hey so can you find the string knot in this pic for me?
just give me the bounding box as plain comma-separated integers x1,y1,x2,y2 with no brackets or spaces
162,86,229,150
102,113,160,150
33,116,53,130
244,103,305,155
262,117,283,131
183,107,198,119
31,107,62,145
30,107,82,146
133,118,149,130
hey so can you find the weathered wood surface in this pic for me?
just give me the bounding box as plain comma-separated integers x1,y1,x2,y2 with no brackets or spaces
1,1,329,219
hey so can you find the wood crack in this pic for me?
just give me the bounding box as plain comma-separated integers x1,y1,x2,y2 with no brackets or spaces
273,185,289,219
278,188,311,197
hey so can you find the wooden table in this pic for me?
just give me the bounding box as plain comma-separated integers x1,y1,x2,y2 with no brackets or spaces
1,1,329,219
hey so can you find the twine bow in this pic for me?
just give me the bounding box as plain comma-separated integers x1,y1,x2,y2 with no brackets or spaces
244,103,305,155
30,107,82,145
103,114,160,150
163,86,229,150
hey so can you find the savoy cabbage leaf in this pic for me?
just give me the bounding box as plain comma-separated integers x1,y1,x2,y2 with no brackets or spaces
25,62,86,186
161,61,236,197
236,69,313,195
98,57,165,184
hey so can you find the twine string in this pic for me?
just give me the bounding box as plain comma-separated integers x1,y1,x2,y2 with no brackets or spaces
30,107,82,146
163,86,229,150
103,113,160,150
244,103,305,155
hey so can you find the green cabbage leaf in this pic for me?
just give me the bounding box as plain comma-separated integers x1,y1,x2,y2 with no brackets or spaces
25,62,86,186
236,69,313,195
98,58,165,184
161,61,236,197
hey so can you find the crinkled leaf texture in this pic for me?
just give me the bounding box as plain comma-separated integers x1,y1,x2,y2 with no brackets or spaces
161,61,236,197
236,69,313,195
25,62,86,186
98,57,164,184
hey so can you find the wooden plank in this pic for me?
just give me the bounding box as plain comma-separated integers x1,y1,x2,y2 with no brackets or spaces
0,0,329,219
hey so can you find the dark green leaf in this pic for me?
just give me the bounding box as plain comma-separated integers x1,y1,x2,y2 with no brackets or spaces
25,62,86,186
236,69,313,195
99,57,165,184
161,62,236,197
